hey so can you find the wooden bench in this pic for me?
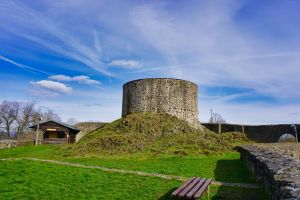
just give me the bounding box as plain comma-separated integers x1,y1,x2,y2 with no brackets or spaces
171,177,212,199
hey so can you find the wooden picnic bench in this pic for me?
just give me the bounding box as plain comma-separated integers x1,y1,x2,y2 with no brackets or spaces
171,177,212,199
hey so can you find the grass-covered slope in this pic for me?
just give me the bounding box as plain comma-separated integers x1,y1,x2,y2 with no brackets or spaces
68,113,249,155
0,159,267,200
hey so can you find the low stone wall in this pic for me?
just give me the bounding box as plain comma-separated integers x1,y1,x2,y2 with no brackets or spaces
203,123,300,143
237,145,300,199
75,122,106,142
0,140,35,149
0,140,17,149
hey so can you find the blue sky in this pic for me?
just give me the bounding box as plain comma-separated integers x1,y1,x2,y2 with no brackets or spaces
0,0,300,124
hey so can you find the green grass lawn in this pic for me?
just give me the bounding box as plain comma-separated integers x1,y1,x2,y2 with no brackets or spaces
0,145,268,199
0,145,254,183
67,153,254,183
0,159,179,199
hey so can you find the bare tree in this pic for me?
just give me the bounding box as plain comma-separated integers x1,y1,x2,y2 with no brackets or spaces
67,118,77,125
31,108,61,123
15,101,36,137
41,109,61,121
209,112,226,124
0,104,4,138
0,101,62,139
0,101,19,138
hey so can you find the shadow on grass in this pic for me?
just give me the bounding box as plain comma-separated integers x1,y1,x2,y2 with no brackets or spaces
157,158,252,200
158,156,267,200
212,159,267,200
157,188,177,200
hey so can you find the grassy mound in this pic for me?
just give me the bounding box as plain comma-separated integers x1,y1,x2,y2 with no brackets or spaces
66,113,249,155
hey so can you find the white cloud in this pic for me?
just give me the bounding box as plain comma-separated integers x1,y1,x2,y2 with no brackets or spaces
31,80,72,94
48,75,72,81
109,60,142,69
72,75,101,85
49,74,101,85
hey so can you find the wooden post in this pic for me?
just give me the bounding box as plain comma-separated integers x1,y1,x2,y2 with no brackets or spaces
65,129,70,143
218,123,221,134
242,125,245,133
35,123,39,146
207,186,210,199
41,131,46,144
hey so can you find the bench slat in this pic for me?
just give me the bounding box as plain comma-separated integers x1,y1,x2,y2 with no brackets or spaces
186,178,206,198
171,177,196,196
178,177,201,197
194,179,212,198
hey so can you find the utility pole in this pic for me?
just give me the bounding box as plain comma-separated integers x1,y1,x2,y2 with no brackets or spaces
210,109,213,123
35,117,42,146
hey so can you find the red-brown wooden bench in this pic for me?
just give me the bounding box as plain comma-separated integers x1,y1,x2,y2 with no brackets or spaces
171,177,212,199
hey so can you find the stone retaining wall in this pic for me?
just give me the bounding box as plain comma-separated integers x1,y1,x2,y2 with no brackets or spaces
237,145,300,199
203,123,300,143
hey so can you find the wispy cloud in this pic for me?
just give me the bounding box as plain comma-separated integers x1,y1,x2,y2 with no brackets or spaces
130,67,167,73
84,103,102,107
0,55,50,76
290,112,300,116
129,1,300,99
49,75,101,85
109,60,142,69
0,1,111,76
200,98,300,125
72,75,101,85
201,52,300,64
31,80,72,94
1,0,300,124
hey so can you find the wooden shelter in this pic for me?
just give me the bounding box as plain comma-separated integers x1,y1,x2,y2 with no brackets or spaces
29,120,80,144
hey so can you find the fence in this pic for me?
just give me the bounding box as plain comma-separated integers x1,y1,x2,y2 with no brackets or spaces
42,138,68,144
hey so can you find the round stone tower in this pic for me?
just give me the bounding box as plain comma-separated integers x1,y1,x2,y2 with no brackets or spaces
122,78,199,128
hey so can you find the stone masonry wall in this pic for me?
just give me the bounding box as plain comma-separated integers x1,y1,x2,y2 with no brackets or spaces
203,123,300,143
237,145,300,200
122,78,199,128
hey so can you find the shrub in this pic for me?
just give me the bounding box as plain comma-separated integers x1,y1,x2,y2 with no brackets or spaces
279,133,297,143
